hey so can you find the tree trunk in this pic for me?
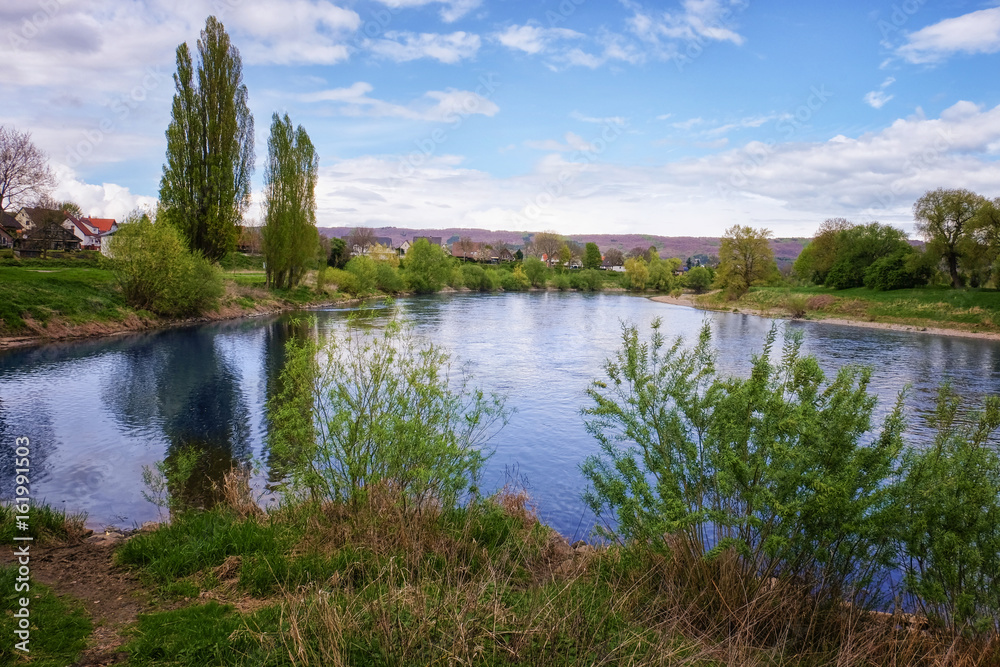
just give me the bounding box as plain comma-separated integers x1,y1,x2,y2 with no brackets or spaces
948,254,962,288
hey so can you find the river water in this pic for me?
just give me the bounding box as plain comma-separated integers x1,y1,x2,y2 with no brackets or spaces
2,292,998,539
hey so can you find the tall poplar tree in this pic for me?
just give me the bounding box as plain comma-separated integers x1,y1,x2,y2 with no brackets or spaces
159,16,254,262
261,113,319,289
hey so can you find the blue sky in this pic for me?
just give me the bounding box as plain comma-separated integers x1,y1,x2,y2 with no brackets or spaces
2,0,999,237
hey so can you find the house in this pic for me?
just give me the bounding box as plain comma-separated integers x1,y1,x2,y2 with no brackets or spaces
452,241,487,261
344,235,394,257
0,212,22,248
397,239,411,257
496,248,516,263
17,223,81,255
414,236,444,248
62,214,103,250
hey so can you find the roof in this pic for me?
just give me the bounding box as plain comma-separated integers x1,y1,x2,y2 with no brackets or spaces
375,236,393,247
64,214,99,237
414,236,443,246
0,212,22,231
20,207,65,228
85,217,116,233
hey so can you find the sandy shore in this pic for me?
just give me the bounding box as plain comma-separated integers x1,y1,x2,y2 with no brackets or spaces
648,294,1000,342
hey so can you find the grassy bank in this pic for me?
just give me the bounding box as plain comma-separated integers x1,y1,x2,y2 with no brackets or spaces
694,285,1000,334
0,264,348,341
3,492,994,666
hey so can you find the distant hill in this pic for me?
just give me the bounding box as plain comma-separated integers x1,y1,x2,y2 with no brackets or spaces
319,226,808,263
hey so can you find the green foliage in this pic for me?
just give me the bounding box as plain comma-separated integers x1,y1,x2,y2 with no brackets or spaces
0,565,91,666
402,238,450,293
109,211,223,317
344,255,377,294
647,257,681,292
0,502,87,544
717,225,777,298
375,261,405,293
552,272,572,290
582,320,905,609
141,446,204,516
583,242,603,270
461,263,499,291
914,188,988,288
159,16,254,262
327,236,348,269
522,255,547,287
684,265,712,293
261,112,319,289
863,247,932,290
821,222,913,290
499,264,531,291
570,268,603,291
896,385,1000,633
269,311,509,509
622,257,648,290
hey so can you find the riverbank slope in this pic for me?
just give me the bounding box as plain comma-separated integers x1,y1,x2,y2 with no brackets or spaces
651,285,1000,341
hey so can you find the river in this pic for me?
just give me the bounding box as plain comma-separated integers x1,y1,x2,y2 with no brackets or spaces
1,292,998,539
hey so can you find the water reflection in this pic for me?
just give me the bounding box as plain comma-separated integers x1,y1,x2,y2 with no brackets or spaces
0,293,998,537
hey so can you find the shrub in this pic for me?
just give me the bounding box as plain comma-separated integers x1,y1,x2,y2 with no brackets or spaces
685,266,712,293
570,269,603,291
374,261,405,294
345,255,377,294
269,311,510,510
552,273,571,291
109,211,223,317
582,321,906,626
522,256,547,287
327,268,358,295
863,248,932,290
499,265,530,291
461,264,498,292
896,385,1000,634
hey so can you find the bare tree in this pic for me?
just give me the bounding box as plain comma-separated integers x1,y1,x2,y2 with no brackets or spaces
603,247,625,267
0,126,56,216
346,226,377,256
532,231,562,265
455,236,476,260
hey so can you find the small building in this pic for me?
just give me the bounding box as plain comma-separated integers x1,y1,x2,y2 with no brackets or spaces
0,212,21,248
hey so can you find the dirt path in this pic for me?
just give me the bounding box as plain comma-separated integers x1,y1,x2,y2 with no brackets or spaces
2,538,151,666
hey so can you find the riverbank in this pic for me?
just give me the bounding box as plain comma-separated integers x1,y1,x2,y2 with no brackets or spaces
0,265,358,350
3,493,992,666
650,286,1000,341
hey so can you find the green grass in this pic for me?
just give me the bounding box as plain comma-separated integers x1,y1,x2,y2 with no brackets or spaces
0,266,128,334
0,565,92,666
0,503,88,543
703,284,1000,332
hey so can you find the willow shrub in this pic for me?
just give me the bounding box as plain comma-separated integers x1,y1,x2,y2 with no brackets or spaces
896,384,1000,634
268,310,509,511
581,319,906,608
109,212,223,317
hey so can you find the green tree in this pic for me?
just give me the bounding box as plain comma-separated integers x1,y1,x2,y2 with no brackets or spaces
269,312,509,509
327,237,348,269
109,209,223,317
623,257,648,290
685,265,712,293
403,237,450,293
793,218,853,284
823,222,913,290
159,16,255,262
261,113,319,289
557,243,572,270
716,225,776,297
522,256,547,287
583,242,602,270
913,188,986,288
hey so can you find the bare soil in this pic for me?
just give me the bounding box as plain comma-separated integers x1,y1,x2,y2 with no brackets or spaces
1,539,151,666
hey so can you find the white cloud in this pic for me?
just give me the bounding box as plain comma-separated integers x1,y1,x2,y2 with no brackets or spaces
494,24,584,55
300,82,499,121
672,117,704,130
626,0,748,49
896,7,1000,64
864,76,896,109
50,164,157,221
365,31,480,63
524,132,596,153
313,101,1000,237
571,111,628,126
372,0,481,23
